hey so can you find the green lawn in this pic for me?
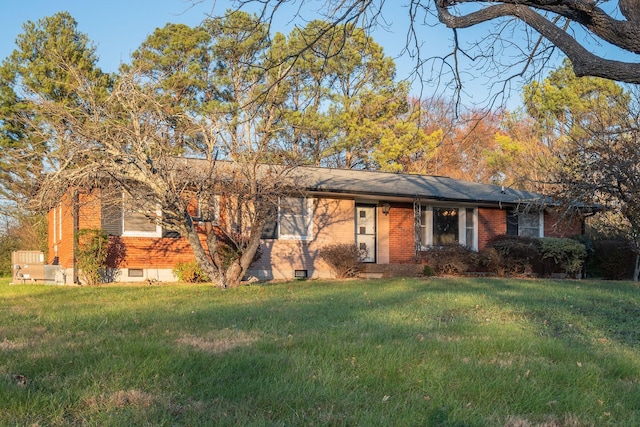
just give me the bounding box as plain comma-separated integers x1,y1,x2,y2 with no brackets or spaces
1,276,639,426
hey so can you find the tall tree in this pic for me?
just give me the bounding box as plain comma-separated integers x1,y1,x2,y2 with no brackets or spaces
0,12,112,207
0,11,296,288
524,59,631,151
281,21,413,169
225,0,640,106
524,62,640,280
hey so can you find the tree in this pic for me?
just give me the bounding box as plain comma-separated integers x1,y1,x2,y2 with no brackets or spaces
524,59,631,150
525,62,640,280
224,0,640,104
0,12,112,207
280,21,413,169
0,212,47,277
0,11,296,288
552,104,640,281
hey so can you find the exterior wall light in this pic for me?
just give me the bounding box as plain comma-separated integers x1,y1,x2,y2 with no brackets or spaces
381,203,391,215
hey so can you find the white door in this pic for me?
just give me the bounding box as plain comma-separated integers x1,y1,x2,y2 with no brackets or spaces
356,205,376,263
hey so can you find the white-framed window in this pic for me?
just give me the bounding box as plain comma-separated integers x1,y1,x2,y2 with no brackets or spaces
189,195,220,225
518,212,544,238
102,193,162,238
279,197,314,240
122,209,162,237
419,205,477,250
261,197,314,241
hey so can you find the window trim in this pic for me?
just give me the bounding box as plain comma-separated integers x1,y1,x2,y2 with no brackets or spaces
277,196,314,241
117,193,163,238
121,208,162,238
517,211,544,238
419,205,477,250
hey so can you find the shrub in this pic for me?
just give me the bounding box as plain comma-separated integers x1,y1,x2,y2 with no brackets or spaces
419,244,478,275
486,235,541,276
589,239,636,280
422,265,435,277
477,247,505,276
319,243,365,278
538,237,586,277
76,229,109,286
173,260,210,283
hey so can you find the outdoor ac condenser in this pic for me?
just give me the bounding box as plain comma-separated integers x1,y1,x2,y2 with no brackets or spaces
11,251,46,284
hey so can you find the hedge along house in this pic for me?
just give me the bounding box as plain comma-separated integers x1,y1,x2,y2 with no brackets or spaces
47,165,585,284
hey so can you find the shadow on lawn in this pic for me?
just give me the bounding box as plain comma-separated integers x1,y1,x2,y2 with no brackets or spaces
3,278,640,425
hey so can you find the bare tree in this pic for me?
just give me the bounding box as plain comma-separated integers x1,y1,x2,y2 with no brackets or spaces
1,11,301,288
218,0,640,104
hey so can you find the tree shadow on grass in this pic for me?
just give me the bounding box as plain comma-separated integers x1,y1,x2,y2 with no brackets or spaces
2,278,640,425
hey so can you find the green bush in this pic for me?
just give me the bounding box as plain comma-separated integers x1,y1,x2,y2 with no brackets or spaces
173,260,210,283
0,234,19,277
319,243,365,278
485,235,587,278
422,265,435,277
538,237,586,277
76,229,109,286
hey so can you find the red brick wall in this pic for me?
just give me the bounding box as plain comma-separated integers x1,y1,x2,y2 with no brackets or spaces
108,236,196,269
544,210,583,237
388,203,416,263
478,207,507,250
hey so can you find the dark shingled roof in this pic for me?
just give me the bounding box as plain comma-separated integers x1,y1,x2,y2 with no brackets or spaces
295,166,545,206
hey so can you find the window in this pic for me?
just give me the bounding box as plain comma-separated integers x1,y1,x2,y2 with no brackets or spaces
122,211,162,237
188,196,219,224
433,207,459,245
128,268,144,277
507,209,543,238
279,197,313,240
465,207,475,248
419,206,477,250
261,197,313,240
101,194,162,238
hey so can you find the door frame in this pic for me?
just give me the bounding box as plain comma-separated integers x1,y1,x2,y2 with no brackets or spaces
355,203,377,263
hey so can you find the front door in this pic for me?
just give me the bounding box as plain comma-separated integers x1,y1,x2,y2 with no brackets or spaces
356,205,376,263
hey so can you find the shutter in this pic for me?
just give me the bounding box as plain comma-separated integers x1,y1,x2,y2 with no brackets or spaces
101,200,123,236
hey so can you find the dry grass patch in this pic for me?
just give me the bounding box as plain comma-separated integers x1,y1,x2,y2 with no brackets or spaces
504,414,584,427
175,328,259,354
0,338,27,351
83,389,158,411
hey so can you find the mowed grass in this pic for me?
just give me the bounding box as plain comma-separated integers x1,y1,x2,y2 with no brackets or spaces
1,276,640,426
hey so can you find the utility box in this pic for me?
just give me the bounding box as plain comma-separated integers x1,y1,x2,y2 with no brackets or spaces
11,251,46,284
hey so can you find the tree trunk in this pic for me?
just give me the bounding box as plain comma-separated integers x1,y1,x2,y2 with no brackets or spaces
224,223,265,287
183,224,226,289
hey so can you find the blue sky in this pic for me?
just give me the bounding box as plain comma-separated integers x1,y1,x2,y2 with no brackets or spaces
0,0,595,108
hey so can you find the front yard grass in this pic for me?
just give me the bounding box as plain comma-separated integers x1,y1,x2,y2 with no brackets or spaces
1,276,639,426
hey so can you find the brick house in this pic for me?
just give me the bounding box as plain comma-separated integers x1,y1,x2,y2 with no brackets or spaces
47,166,584,284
